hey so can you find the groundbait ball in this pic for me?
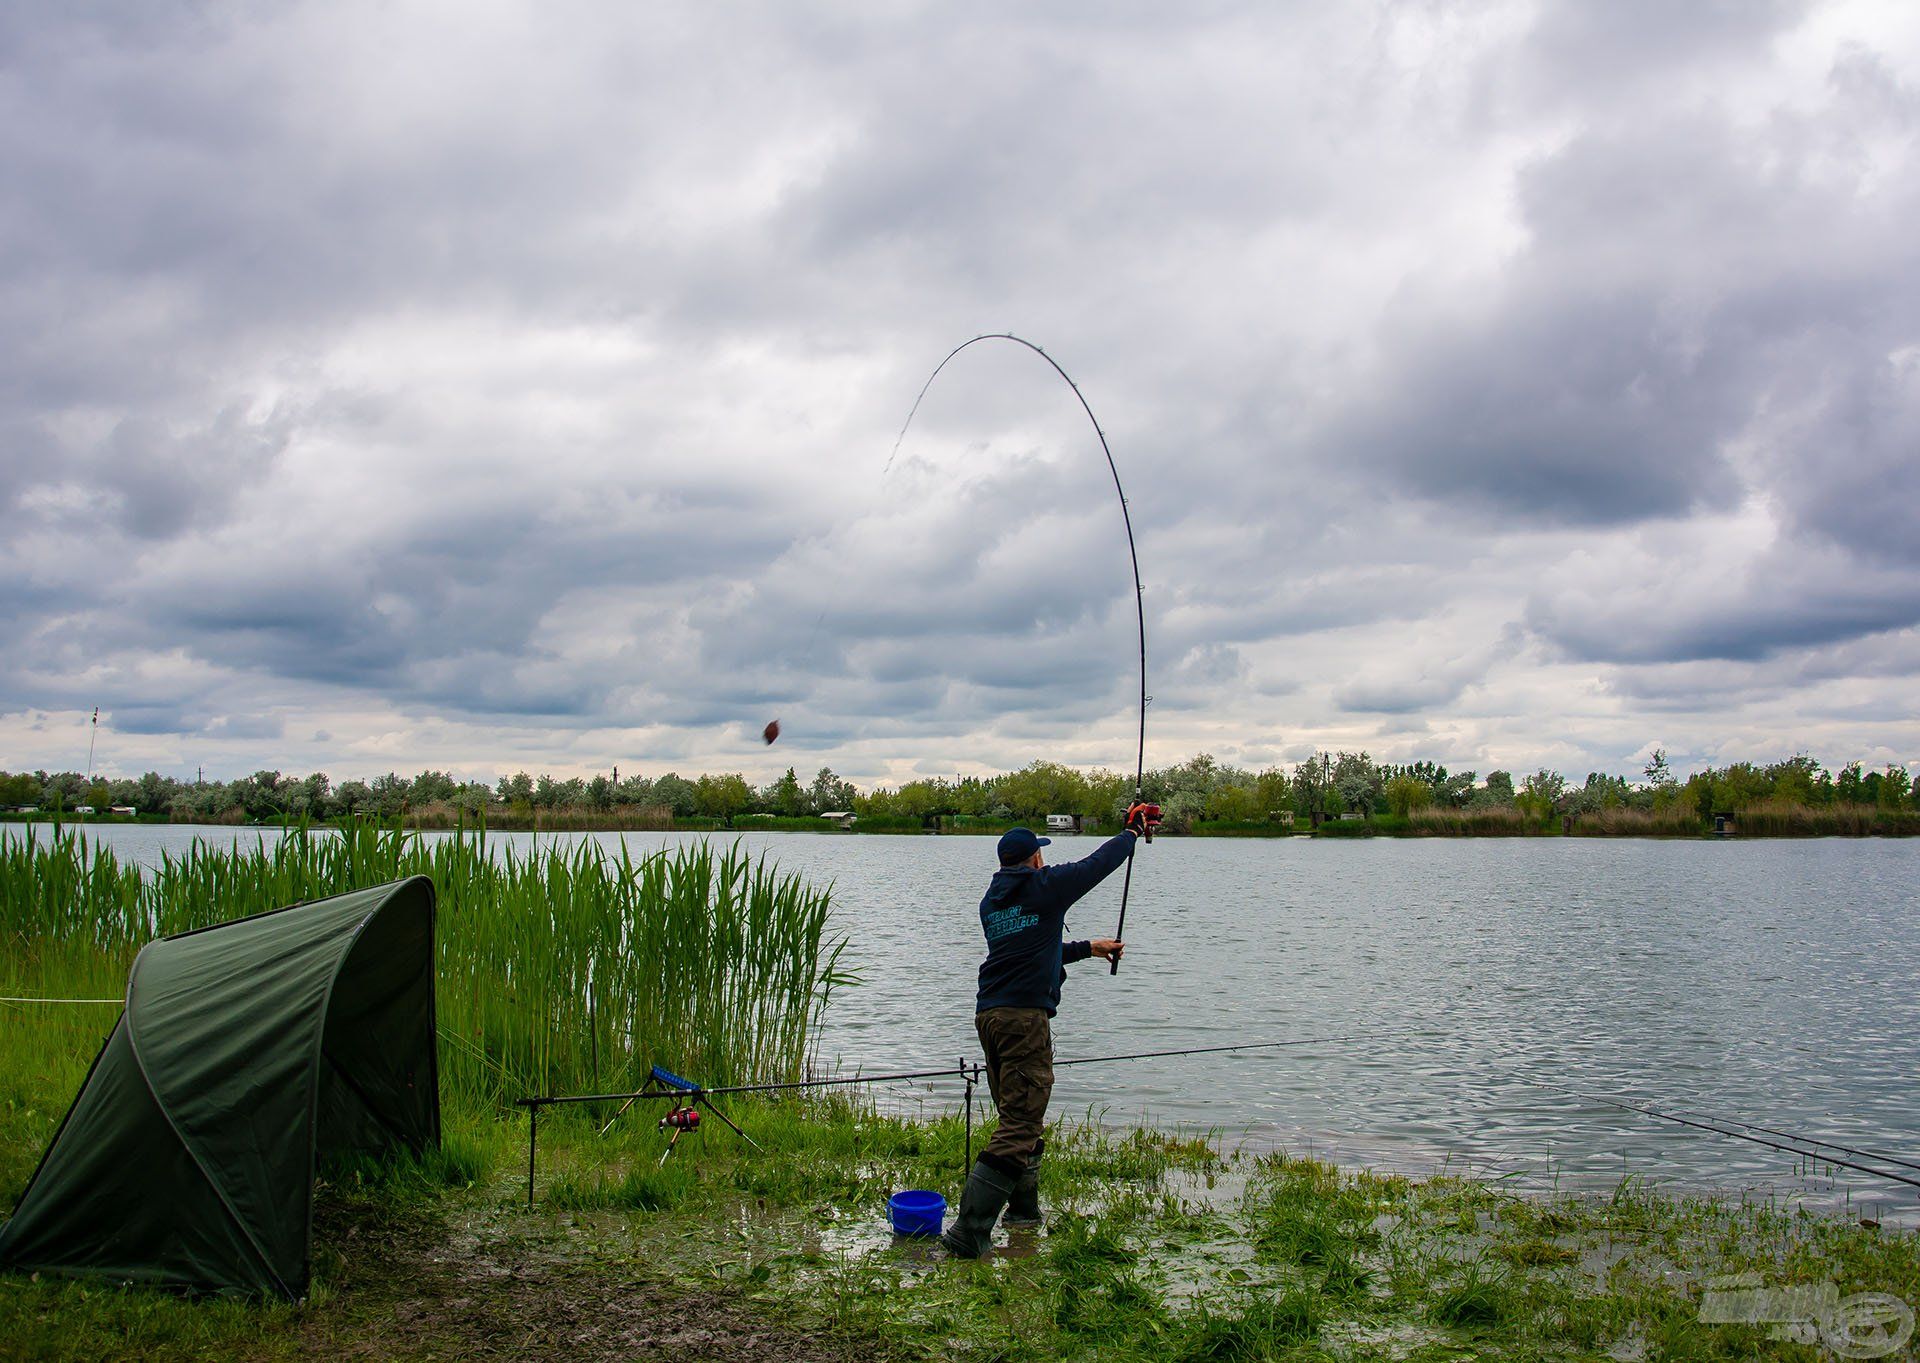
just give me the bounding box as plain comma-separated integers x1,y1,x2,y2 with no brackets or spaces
763,718,780,745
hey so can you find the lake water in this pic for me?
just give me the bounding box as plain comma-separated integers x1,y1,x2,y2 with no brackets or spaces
18,823,1920,1224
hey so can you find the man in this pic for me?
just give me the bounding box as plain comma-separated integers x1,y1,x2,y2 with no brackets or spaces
941,802,1160,1258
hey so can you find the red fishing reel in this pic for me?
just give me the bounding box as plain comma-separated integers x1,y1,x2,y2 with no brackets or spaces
1124,801,1163,842
659,1106,702,1132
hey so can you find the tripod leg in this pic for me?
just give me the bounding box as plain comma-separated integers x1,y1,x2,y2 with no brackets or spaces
658,1123,685,1168
700,1098,764,1152
600,1078,664,1137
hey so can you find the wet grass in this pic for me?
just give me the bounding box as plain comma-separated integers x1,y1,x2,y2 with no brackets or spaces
2,1086,1916,1361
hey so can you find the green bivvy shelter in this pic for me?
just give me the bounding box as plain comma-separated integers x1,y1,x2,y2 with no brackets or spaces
0,876,439,1299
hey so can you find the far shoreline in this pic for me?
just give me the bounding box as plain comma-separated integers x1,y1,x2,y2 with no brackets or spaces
5,811,1917,839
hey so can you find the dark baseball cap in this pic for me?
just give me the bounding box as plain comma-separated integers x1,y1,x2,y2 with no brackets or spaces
997,826,1051,866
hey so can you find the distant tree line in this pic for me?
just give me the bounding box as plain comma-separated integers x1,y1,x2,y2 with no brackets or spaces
2,748,1914,830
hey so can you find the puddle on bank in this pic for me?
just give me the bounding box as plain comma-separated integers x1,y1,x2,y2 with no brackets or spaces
586,1146,1273,1305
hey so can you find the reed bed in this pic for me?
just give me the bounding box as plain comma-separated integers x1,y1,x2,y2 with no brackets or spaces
1565,806,1702,837
398,802,682,832
0,823,851,1111
1729,800,1920,837
1405,808,1537,837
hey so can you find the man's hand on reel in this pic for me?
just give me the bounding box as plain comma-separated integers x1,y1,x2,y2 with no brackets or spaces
1123,802,1162,841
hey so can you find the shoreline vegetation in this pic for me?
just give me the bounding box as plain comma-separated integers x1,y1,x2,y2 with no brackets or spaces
5,747,1919,840
3,825,1912,1361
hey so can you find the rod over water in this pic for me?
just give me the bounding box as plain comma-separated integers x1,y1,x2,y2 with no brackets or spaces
889,334,1149,973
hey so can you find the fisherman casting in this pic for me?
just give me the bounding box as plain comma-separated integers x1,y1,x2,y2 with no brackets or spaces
940,801,1161,1258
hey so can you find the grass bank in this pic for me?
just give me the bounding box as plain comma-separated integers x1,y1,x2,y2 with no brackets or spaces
2,1080,1913,1362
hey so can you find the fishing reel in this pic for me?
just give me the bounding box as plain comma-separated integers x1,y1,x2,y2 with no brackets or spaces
1125,801,1163,842
659,1106,701,1133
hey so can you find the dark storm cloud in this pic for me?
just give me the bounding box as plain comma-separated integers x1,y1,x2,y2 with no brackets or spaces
1341,102,1917,528
1784,353,1920,567
1600,629,1920,710
1517,0,1813,104
1525,542,1920,666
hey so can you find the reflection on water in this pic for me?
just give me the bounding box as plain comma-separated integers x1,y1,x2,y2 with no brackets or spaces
27,824,1920,1224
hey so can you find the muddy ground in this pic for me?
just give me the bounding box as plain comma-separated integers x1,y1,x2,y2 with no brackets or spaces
300,1190,888,1363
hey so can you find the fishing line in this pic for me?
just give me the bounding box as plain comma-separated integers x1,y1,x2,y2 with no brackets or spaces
518,1031,1380,1109
1053,1031,1392,1068
1650,1104,1920,1177
1526,1079,1920,1193
887,334,1149,975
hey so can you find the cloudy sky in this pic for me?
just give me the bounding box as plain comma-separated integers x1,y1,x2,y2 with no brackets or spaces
4,1,1918,790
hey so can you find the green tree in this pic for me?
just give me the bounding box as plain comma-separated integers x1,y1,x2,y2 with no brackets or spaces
1384,775,1433,818
411,770,458,805
1715,762,1769,809
1331,752,1381,819
1253,767,1292,819
1206,783,1263,821
1762,754,1822,806
290,772,331,816
136,771,175,814
368,772,411,817
43,771,86,809
808,767,857,813
765,767,805,816
694,773,752,822
1877,765,1911,810
0,771,41,806
995,762,1090,821
234,771,288,821
333,780,373,816
652,773,698,817
1081,770,1131,824
1567,772,1629,814
1522,770,1565,803
1476,771,1515,808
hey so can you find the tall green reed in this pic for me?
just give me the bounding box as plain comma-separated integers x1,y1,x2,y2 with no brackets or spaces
0,822,852,1111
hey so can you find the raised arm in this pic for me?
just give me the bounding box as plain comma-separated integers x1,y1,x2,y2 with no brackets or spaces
1035,830,1138,908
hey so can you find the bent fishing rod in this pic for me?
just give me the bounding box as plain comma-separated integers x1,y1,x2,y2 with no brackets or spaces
890,334,1149,974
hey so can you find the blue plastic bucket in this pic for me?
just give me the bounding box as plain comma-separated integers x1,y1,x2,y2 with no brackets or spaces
888,1188,946,1237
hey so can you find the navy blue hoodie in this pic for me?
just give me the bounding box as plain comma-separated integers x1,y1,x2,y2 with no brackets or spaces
974,831,1138,1016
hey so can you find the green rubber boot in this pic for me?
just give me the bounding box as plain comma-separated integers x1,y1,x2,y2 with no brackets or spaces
1002,1139,1044,1228
939,1158,1016,1259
